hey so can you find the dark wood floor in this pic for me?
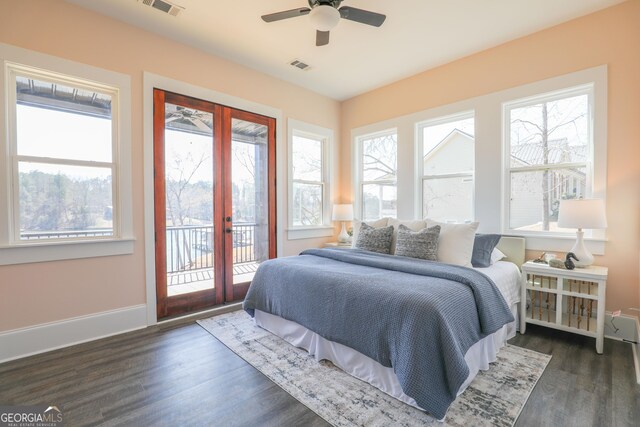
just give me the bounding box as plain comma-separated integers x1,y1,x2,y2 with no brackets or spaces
1,313,638,426
510,325,639,427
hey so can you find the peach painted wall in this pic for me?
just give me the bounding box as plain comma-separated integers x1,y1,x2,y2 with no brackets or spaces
340,1,640,315
0,0,340,331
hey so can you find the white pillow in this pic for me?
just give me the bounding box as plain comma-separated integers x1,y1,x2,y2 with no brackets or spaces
388,219,427,254
490,247,507,265
425,220,479,267
351,218,389,248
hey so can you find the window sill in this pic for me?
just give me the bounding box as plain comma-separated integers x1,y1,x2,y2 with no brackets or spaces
511,234,606,256
0,238,135,266
287,226,334,240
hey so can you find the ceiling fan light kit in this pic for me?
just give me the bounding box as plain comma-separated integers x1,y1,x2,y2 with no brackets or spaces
261,0,386,46
309,5,341,31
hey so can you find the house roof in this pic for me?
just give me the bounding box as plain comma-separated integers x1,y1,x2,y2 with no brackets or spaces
510,139,588,165
423,128,474,161
16,76,112,118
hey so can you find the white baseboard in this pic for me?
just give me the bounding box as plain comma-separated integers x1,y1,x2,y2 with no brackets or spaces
634,316,640,385
0,304,147,364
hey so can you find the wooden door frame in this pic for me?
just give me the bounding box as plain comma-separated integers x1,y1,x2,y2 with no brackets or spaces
153,89,224,319
153,90,277,317
223,107,277,302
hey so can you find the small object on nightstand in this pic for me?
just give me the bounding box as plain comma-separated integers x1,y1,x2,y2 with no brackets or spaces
532,252,547,263
548,258,565,269
548,252,578,270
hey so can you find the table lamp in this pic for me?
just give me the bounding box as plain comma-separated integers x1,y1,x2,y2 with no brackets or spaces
557,199,607,268
332,204,354,244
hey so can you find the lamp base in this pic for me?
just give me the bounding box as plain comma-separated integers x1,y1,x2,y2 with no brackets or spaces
569,229,594,268
337,222,350,243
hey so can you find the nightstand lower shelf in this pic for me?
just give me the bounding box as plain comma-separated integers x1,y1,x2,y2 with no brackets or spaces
525,314,598,338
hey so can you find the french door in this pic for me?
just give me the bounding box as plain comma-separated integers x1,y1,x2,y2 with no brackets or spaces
153,90,276,319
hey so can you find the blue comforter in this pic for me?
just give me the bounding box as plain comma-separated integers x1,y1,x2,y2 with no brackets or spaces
243,248,514,419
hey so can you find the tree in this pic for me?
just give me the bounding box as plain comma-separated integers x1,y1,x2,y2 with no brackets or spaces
362,135,397,180
166,149,210,269
361,134,397,219
511,97,586,230
19,170,113,236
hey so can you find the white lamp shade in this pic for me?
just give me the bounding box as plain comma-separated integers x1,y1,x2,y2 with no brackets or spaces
332,204,354,221
557,199,607,229
309,5,340,31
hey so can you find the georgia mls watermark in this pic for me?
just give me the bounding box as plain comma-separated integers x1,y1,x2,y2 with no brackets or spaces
0,406,63,427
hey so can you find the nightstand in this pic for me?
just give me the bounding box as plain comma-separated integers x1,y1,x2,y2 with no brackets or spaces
520,261,608,353
324,242,352,247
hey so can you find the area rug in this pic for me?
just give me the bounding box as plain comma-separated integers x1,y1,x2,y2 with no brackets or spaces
198,310,550,427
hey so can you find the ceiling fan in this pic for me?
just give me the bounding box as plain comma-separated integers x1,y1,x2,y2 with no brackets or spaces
261,0,386,47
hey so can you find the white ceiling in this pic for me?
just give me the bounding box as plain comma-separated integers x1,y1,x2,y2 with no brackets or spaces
66,0,624,100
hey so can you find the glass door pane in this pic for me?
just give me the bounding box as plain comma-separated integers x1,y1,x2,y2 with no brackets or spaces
230,117,269,285
164,103,215,296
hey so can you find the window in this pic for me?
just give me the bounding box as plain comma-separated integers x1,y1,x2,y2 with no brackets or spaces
349,66,605,252
11,69,117,241
287,119,333,238
291,134,324,226
418,113,474,222
357,130,397,220
505,85,592,234
0,45,132,265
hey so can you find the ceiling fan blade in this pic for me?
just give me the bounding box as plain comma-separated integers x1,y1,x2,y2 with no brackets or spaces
339,6,386,27
316,30,330,47
261,8,311,23
192,118,211,132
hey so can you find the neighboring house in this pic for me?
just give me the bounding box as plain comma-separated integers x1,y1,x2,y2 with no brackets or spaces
362,171,397,220
509,139,587,230
423,129,474,222
421,131,586,229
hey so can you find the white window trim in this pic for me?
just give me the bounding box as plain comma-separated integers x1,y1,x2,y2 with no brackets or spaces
416,110,475,221
0,43,133,265
353,128,398,220
349,65,606,255
287,119,334,240
501,68,607,254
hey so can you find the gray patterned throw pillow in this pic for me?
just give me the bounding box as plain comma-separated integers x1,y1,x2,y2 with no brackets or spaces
394,224,440,260
354,223,394,254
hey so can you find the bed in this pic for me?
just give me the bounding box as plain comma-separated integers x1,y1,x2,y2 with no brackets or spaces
243,234,525,421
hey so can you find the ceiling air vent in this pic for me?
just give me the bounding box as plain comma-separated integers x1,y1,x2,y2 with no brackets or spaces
138,0,184,17
290,60,311,71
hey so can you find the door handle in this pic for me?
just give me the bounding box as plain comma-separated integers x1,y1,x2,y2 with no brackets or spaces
225,227,232,233
225,216,232,222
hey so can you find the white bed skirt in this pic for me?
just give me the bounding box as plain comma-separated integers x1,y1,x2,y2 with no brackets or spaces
254,306,518,416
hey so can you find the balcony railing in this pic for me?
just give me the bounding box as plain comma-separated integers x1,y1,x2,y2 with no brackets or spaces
165,223,257,273
20,223,258,275
21,229,113,240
